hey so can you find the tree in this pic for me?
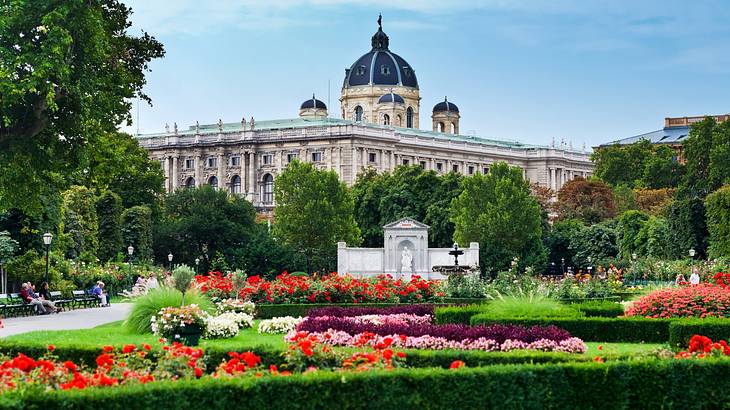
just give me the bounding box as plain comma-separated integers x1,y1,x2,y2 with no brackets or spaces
708,120,730,192
122,206,153,262
424,172,464,248
569,222,619,269
273,161,361,275
545,219,585,270
450,162,545,275
617,210,650,258
613,185,637,215
635,216,671,258
230,224,306,279
0,0,164,215
59,186,99,260
351,168,388,248
705,185,730,259
0,231,19,263
666,198,708,259
634,188,676,215
642,145,685,189
154,186,257,268
555,177,616,224
591,140,653,187
96,191,123,262
681,117,716,198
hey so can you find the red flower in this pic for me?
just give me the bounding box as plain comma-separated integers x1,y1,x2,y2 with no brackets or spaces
142,344,152,351
122,344,136,354
194,367,203,378
95,353,114,368
450,360,465,369
102,345,114,353
47,345,56,352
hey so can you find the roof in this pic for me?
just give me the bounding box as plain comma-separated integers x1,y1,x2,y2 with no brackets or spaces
378,92,405,104
383,218,429,230
599,125,689,147
433,98,459,113
300,95,326,110
136,117,580,152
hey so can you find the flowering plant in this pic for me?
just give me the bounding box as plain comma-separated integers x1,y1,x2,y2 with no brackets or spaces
151,305,209,341
675,334,730,359
625,284,730,318
215,298,255,315
204,315,240,339
257,316,304,334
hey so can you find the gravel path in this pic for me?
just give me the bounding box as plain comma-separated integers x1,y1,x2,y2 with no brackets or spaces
0,303,132,337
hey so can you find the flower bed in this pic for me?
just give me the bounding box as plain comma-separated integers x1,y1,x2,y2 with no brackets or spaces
195,272,443,304
675,334,730,359
307,304,434,317
625,284,730,318
257,317,305,334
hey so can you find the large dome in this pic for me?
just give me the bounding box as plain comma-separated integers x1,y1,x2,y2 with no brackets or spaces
343,18,418,89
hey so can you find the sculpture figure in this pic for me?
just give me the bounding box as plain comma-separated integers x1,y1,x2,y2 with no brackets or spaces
401,246,412,272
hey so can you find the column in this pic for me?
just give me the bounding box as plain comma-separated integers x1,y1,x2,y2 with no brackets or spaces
379,149,384,171
351,146,358,184
248,151,256,200
217,153,225,191
171,156,178,192
337,147,343,177
361,147,367,169
549,167,555,191
239,151,245,194
389,151,395,170
430,157,436,171
162,157,169,192
195,154,202,187
277,151,283,173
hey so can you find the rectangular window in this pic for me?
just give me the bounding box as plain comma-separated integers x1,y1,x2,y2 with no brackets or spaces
369,153,377,163
468,166,475,175
402,159,410,166
311,152,322,162
262,154,273,165
452,164,459,173
483,167,489,174
287,153,298,163
230,156,240,167
185,159,194,169
420,161,427,169
436,163,443,172
206,157,217,168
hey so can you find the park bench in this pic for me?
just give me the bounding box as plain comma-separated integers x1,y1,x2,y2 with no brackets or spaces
0,293,29,317
49,291,72,311
71,290,98,309
8,293,37,316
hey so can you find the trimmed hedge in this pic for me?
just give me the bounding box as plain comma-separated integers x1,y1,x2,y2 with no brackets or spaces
434,305,487,325
668,318,730,348
255,303,458,319
470,315,671,343
2,360,730,409
571,301,625,318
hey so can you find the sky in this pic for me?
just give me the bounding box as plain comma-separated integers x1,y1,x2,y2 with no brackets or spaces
121,0,730,148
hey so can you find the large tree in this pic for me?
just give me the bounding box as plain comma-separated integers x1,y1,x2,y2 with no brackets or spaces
96,190,123,262
0,0,164,214
592,139,683,189
555,177,616,224
273,160,361,274
450,162,545,275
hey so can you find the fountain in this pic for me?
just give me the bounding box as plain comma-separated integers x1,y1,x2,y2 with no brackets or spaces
432,243,479,278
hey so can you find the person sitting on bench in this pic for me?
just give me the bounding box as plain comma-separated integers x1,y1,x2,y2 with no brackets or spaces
29,282,57,313
20,283,48,314
91,281,109,307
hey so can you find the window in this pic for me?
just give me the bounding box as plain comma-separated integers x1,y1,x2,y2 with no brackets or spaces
185,158,195,169
230,156,241,166
185,177,195,188
406,107,413,128
369,153,377,163
438,122,445,133
262,174,274,204
419,161,426,169
356,65,366,76
396,115,402,127
450,123,457,134
402,159,410,166
436,162,443,172
311,152,322,162
468,166,475,175
483,167,489,174
452,164,459,173
287,153,298,163
208,176,218,189
159,159,166,169
206,157,217,168
355,106,363,122
403,66,411,77
231,175,241,194
383,114,390,126
262,154,273,165
380,65,390,75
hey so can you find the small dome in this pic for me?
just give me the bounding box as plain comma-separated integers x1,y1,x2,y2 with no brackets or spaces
300,94,327,110
378,92,405,104
433,97,459,113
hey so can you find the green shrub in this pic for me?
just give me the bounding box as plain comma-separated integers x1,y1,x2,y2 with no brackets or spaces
125,288,215,334
434,305,488,324
255,303,402,319
668,318,730,348
479,294,581,319
470,315,670,343
571,300,625,318
706,185,730,259
3,360,730,409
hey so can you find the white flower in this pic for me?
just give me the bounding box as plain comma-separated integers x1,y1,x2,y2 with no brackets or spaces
258,316,304,334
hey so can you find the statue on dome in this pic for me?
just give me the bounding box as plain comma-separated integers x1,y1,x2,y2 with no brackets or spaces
250,117,255,130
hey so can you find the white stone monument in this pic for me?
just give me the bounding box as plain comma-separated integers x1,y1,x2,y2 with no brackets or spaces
337,217,479,280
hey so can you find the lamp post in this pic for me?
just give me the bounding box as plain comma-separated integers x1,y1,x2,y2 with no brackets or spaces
195,258,200,275
0,258,6,295
127,245,134,290
631,253,638,285
168,252,174,272
561,258,565,275
42,233,53,285
587,256,592,276
689,248,696,259
551,262,555,275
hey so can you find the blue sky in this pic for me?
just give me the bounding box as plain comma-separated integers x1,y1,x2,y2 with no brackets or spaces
122,0,730,148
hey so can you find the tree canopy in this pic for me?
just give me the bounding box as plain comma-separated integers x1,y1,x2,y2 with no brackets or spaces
555,177,616,224
591,139,684,189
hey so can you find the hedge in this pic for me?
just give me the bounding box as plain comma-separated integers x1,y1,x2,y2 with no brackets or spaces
256,303,457,319
570,300,625,318
2,360,730,409
434,305,487,325
668,318,730,348
470,315,671,343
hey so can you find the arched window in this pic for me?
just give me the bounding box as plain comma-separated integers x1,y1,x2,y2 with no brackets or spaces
185,177,195,188
383,114,390,126
262,174,274,204
208,176,218,189
354,106,363,122
396,115,402,127
231,175,241,194
450,123,456,134
406,107,413,128
438,122,445,132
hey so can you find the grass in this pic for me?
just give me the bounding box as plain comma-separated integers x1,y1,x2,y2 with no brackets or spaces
584,342,666,356
481,293,581,319
3,320,287,351
125,288,215,334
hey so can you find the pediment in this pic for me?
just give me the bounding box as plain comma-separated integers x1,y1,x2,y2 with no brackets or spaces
383,218,430,230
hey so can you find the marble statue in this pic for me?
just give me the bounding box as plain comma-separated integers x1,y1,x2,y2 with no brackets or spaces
401,246,412,272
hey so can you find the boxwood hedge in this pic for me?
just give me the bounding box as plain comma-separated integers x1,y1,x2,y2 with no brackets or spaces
1,360,729,409
668,318,730,348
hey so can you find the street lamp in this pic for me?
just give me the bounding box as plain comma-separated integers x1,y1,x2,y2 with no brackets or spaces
195,257,200,274
168,252,174,272
587,256,593,275
42,233,53,285
631,253,638,285
0,258,6,295
127,245,134,290
689,248,696,259
561,258,565,275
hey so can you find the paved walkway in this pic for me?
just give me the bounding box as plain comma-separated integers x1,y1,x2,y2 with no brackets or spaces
1,303,132,337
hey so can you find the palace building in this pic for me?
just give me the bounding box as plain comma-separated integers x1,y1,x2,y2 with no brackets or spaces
136,17,593,212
